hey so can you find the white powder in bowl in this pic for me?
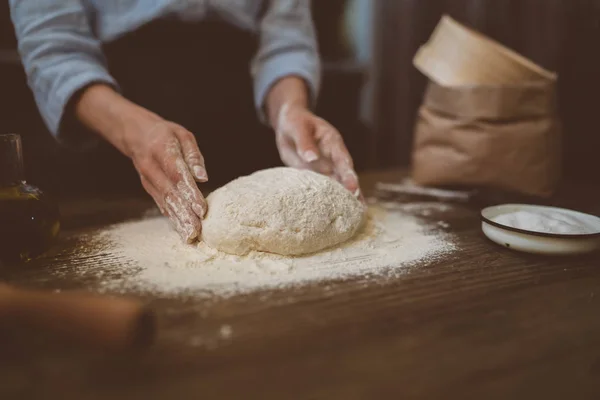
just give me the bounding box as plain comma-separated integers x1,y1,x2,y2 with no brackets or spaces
61,205,456,298
491,209,598,235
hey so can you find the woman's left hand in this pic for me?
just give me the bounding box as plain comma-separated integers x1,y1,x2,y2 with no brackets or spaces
274,103,363,202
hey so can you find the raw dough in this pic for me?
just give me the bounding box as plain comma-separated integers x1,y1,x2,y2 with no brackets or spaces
201,167,365,256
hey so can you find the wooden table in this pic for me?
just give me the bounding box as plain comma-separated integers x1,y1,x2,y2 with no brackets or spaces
2,170,600,399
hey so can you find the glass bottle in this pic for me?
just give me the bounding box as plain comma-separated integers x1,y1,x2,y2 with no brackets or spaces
0,134,60,264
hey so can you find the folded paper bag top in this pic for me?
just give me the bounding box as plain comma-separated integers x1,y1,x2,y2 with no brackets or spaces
411,81,562,198
423,82,558,119
414,15,557,86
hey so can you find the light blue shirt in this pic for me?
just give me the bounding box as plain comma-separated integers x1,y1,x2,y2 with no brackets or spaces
9,0,321,144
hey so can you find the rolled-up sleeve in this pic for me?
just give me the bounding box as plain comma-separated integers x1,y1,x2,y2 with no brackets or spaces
251,0,321,124
9,0,117,146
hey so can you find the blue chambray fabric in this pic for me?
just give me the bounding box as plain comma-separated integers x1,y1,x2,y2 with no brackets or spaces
9,0,320,143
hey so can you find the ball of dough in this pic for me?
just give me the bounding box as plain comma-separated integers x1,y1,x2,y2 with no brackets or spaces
201,167,365,256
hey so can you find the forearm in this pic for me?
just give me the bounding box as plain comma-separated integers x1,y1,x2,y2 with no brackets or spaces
74,84,160,155
266,76,310,130
252,0,320,126
10,0,119,146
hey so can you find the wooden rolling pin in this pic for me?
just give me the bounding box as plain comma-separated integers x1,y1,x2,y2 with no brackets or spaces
0,283,156,350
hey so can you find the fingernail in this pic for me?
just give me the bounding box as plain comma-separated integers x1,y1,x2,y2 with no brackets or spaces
353,188,361,198
183,224,198,243
303,150,319,163
193,166,208,181
192,202,206,218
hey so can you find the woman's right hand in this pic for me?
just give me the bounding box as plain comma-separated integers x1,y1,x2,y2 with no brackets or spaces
122,113,208,243
75,84,207,243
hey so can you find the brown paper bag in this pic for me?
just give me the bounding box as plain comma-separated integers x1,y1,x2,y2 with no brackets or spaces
411,82,562,197
413,15,557,87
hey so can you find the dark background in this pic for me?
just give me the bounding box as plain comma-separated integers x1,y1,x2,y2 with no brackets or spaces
369,0,600,184
1,0,599,198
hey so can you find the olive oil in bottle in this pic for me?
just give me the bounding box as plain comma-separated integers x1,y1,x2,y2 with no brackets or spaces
0,134,60,264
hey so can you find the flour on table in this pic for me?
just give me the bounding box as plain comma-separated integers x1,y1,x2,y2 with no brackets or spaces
64,204,455,298
492,209,598,235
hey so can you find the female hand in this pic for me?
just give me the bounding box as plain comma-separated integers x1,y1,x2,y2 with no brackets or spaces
74,84,207,242
274,103,363,202
121,113,208,243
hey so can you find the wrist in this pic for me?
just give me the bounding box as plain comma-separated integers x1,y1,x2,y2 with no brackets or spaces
75,84,126,141
75,84,161,155
266,76,310,130
112,104,163,157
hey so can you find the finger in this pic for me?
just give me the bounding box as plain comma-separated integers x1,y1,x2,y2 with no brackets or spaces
158,138,207,219
277,133,334,175
315,124,353,169
276,133,307,169
140,175,167,216
338,164,360,195
330,169,362,202
142,175,195,242
280,119,321,163
141,175,208,231
165,195,201,243
316,125,360,195
309,157,335,177
137,158,201,242
358,191,366,205
172,124,208,182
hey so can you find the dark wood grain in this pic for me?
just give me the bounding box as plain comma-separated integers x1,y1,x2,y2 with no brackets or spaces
1,170,600,400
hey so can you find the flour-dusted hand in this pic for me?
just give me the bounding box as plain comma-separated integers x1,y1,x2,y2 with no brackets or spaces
274,103,363,202
125,115,208,243
74,85,208,243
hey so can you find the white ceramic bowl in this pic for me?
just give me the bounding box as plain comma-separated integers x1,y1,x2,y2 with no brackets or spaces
481,204,600,255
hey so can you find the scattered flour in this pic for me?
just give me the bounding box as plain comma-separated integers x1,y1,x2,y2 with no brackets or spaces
492,209,598,235
68,205,455,298
219,325,233,339
368,198,454,216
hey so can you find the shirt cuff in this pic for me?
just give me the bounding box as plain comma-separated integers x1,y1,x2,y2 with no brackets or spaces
253,51,321,126
36,65,118,150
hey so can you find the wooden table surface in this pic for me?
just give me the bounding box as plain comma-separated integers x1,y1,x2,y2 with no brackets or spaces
1,170,600,400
